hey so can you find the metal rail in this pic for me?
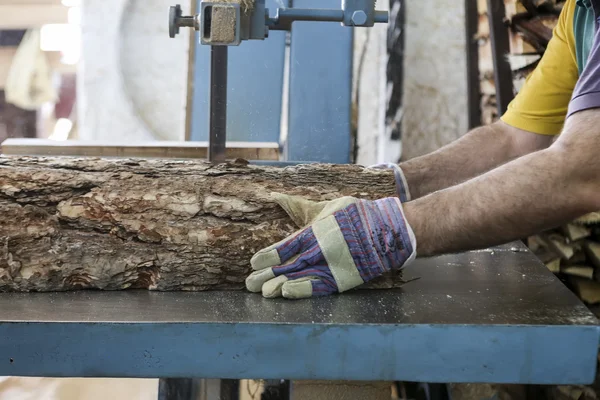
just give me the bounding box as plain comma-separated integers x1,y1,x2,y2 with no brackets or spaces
208,46,228,163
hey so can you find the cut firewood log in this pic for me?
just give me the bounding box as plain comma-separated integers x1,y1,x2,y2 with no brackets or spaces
561,266,595,280
0,156,404,292
563,249,588,266
584,241,600,270
575,211,600,225
545,258,561,274
527,234,545,252
536,246,560,264
511,14,556,51
569,277,600,304
541,233,579,260
562,223,592,242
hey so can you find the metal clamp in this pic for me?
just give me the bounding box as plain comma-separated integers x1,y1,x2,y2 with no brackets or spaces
200,2,242,45
169,0,389,42
341,0,379,27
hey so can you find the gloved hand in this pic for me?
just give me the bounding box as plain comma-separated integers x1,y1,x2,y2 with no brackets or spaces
245,193,417,299
367,163,411,202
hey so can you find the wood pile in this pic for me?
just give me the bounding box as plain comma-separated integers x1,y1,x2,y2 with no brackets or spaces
476,0,565,124
527,214,600,312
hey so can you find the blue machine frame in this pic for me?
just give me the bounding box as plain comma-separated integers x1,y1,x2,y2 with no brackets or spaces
190,0,353,164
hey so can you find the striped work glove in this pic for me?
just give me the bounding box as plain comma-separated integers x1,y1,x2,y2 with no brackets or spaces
245,193,417,299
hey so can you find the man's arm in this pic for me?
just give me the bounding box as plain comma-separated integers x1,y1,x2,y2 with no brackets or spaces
245,114,595,299
403,108,600,257
403,0,600,258
399,121,553,199
398,0,577,200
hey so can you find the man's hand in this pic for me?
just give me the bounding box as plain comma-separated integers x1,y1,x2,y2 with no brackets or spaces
245,193,417,299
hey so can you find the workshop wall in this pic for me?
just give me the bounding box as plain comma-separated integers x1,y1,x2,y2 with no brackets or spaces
78,0,190,142
400,0,468,160
353,0,404,166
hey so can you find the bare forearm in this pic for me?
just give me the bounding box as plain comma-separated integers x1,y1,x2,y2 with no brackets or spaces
400,122,552,199
404,124,599,258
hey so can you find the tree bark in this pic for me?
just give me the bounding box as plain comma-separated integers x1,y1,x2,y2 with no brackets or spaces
0,156,404,292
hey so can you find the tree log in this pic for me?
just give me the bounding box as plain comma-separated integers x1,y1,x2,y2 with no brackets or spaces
0,156,404,292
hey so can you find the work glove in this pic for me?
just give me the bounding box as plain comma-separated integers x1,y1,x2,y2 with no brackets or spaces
245,193,417,299
367,163,411,202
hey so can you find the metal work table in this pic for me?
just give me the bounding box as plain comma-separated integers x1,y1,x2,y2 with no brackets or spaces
0,242,598,385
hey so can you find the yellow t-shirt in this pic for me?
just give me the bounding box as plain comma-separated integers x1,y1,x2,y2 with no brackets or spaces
500,0,580,135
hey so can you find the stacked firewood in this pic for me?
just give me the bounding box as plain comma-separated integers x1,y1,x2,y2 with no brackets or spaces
477,0,565,124
527,214,600,310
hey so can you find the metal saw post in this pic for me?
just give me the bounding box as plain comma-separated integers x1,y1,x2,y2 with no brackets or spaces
168,0,389,164
209,46,228,164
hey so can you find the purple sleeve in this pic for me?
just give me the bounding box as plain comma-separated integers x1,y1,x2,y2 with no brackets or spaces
568,17,600,117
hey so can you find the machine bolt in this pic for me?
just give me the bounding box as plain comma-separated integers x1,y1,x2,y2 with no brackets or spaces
168,4,197,38
351,10,367,26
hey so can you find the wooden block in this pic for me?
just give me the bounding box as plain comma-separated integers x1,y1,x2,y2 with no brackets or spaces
556,386,585,400
545,258,561,274
527,235,544,252
449,383,527,400
506,54,541,72
541,233,578,260
575,211,600,225
562,223,591,242
538,248,560,264
291,381,392,400
1,138,280,161
533,245,560,264
561,266,594,280
584,241,600,269
563,250,587,266
478,0,487,13
477,13,490,38
569,277,600,304
514,77,526,93
480,78,496,95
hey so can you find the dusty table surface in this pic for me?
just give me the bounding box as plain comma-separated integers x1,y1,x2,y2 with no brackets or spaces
0,242,597,384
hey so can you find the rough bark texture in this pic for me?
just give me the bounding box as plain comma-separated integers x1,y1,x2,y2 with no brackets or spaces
0,156,404,292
